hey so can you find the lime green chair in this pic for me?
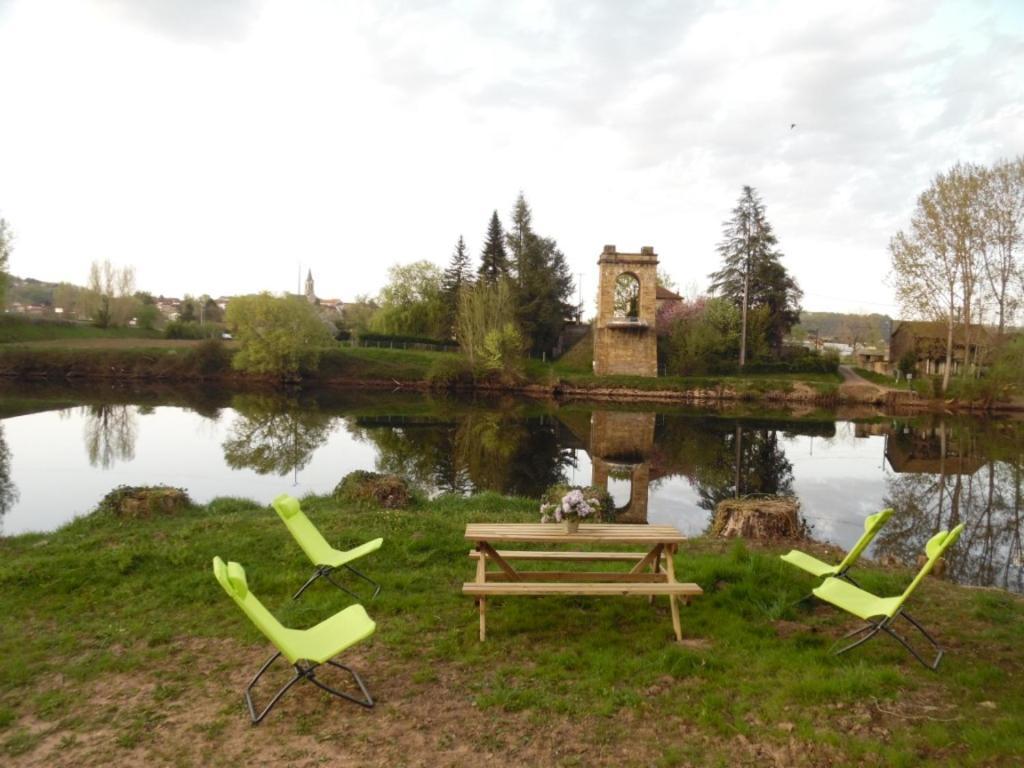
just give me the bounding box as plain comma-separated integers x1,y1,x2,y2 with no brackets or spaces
272,493,383,601
812,524,964,670
212,556,376,723
780,508,893,583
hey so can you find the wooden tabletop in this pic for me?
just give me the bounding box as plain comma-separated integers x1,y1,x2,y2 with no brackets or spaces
464,523,686,545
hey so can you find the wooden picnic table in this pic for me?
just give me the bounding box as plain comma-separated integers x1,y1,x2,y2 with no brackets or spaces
462,523,702,642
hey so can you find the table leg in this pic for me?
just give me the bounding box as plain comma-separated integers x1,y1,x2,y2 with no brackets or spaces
476,547,487,642
649,549,662,605
663,544,683,643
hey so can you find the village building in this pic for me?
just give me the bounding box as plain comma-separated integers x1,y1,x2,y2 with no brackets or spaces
854,346,889,374
889,320,993,377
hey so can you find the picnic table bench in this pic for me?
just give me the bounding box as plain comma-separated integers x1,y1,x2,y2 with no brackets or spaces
463,523,702,642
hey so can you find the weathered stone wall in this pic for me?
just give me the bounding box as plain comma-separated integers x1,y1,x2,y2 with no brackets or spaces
593,245,659,376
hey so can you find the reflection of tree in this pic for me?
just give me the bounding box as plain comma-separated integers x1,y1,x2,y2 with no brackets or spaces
690,426,794,512
0,425,18,524
83,405,137,469
222,395,335,477
877,419,1024,592
348,410,574,497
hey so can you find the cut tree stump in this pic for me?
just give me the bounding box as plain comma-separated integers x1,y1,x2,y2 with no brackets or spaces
711,496,806,540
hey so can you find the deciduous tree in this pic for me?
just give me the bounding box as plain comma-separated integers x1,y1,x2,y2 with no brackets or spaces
225,293,334,377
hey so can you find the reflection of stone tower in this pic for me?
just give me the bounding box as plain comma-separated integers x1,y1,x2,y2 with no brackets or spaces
305,269,316,304
589,410,656,523
593,245,658,376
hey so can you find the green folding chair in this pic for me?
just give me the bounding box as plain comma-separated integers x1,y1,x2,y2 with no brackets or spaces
780,508,893,584
272,493,383,602
212,556,376,723
811,524,964,670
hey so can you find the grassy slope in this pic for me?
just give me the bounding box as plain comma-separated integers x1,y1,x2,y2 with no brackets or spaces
1,494,1021,765
0,316,161,344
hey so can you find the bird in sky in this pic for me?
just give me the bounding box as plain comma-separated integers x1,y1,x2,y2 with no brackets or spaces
790,123,796,129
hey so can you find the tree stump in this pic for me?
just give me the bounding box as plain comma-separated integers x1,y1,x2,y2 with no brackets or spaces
711,496,806,540
99,486,192,519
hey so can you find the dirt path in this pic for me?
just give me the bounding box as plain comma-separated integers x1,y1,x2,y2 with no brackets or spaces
837,365,891,401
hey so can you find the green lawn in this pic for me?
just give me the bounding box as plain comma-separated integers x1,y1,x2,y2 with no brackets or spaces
853,367,911,390
1,493,1021,765
0,315,162,344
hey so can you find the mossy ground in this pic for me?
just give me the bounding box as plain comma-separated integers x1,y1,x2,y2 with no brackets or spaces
1,493,1022,766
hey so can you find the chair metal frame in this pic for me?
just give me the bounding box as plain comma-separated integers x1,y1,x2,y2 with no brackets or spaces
292,563,382,602
831,607,944,670
245,650,374,724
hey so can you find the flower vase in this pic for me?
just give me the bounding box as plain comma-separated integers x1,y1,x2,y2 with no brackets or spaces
565,518,580,533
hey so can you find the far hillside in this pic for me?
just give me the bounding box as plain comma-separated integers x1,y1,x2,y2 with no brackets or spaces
5,275,62,306
791,311,893,346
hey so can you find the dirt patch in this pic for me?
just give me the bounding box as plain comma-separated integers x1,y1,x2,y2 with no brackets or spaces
6,636,851,768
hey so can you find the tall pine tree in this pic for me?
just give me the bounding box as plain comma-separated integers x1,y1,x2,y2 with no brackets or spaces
442,235,472,338
709,186,802,360
503,193,575,356
478,211,509,283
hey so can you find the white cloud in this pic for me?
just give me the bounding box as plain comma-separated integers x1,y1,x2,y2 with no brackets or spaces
0,0,1021,315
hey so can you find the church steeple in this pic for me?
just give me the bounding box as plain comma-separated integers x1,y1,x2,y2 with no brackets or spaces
304,269,316,303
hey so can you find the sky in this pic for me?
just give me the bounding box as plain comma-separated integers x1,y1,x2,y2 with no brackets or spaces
0,0,1022,316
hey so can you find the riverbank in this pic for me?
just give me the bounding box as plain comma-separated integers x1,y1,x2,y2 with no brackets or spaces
2,491,1022,766
1,339,1019,412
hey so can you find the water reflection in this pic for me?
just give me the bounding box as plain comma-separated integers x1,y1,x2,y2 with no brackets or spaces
83,405,138,469
0,425,18,524
347,404,576,497
879,419,1024,592
222,395,335,479
1,383,1023,592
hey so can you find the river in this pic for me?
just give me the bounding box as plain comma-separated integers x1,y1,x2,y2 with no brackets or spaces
1,383,1021,592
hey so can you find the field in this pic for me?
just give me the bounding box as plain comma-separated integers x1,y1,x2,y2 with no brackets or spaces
1,492,1022,766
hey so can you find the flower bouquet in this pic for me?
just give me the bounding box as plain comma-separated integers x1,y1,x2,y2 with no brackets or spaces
540,488,598,533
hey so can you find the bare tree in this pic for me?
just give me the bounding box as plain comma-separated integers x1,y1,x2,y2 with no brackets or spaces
981,157,1024,336
890,164,987,394
85,260,137,327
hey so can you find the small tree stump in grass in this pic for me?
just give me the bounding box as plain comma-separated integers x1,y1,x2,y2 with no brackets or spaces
98,485,192,519
711,496,807,540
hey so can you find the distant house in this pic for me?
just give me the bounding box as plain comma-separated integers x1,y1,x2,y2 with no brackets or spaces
889,321,992,377
655,285,682,315
854,346,889,374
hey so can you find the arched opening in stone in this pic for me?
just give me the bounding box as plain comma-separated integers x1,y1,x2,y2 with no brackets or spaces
613,273,641,319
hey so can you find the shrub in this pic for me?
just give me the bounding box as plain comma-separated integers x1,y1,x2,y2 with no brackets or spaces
334,470,414,509
164,320,216,340
225,293,335,377
425,356,474,389
540,484,615,522
187,338,229,376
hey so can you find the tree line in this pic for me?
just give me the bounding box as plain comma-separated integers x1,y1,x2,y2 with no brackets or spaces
890,157,1024,395
364,192,576,371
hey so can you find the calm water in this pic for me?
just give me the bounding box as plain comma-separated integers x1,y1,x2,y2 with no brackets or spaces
1,384,1022,592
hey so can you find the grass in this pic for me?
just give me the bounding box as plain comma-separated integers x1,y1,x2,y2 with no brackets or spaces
0,315,161,344
1,493,1022,765
853,367,911,390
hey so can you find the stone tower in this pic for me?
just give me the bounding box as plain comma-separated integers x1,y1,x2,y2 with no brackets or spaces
304,269,316,303
592,245,658,376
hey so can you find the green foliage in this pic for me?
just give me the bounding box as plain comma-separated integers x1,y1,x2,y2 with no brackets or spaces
333,470,414,508
480,323,525,377
186,338,229,376
163,320,216,340
505,193,575,356
225,293,334,377
442,236,473,338
456,279,524,378
478,210,509,282
425,355,474,389
135,303,160,331
372,261,448,339
709,186,802,355
0,217,11,307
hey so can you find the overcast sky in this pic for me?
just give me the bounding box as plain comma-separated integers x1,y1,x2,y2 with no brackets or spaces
1,0,1022,316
